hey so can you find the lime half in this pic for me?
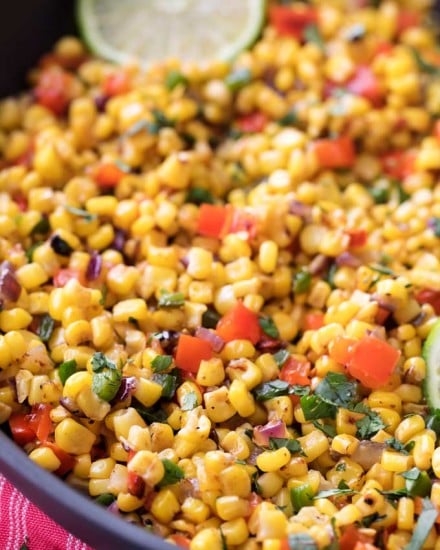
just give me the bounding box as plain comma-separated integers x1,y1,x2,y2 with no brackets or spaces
423,318,440,411
77,0,266,67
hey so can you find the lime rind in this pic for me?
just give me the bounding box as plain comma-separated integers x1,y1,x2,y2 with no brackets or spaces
422,318,440,411
76,0,267,67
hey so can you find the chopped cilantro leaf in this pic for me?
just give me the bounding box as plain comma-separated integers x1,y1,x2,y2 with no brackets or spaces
269,437,303,454
181,391,198,411
158,459,184,487
65,205,97,222
157,290,185,308
186,187,215,205
38,314,55,342
304,24,324,51
151,355,173,373
314,372,358,409
58,359,77,385
165,70,188,91
259,316,279,339
91,352,122,402
273,349,290,367
293,270,312,294
225,68,252,92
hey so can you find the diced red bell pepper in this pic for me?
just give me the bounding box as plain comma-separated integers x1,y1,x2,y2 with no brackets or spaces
168,535,191,549
433,120,440,142
303,312,324,331
42,442,76,476
339,525,376,550
312,136,356,169
13,193,28,212
94,163,126,189
269,5,318,39
347,335,400,389
380,151,415,180
9,413,36,447
329,336,358,366
34,67,73,116
236,112,268,133
280,357,311,386
375,305,392,325
127,471,145,498
415,288,440,315
175,334,213,373
216,301,262,345
397,10,421,35
197,204,232,238
346,66,382,106
346,229,368,248
53,268,85,288
28,404,52,443
102,70,131,97
374,41,393,58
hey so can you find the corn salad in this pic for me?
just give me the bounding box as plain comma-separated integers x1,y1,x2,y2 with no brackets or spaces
2,1,440,549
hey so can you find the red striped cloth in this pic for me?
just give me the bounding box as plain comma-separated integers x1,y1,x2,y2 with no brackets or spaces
0,473,91,550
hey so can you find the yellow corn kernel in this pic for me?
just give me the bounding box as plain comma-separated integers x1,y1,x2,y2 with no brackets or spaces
117,493,144,513
219,465,251,498
297,431,330,463
216,496,249,521
85,196,118,216
333,504,362,527
64,320,92,347
221,518,249,546
331,434,359,456
133,377,163,408
106,264,140,295
397,497,414,531
186,247,213,279
256,508,288,541
182,497,211,523
0,308,32,331
412,433,435,470
128,450,165,487
15,263,49,289
150,422,174,453
220,431,250,460
110,442,129,463
29,447,61,472
257,448,290,472
394,414,425,443
90,316,114,349
63,371,92,399
55,418,96,455
4,331,27,361
177,380,203,410
113,299,149,322
150,489,180,523
228,379,256,417
89,458,116,479
368,391,402,414
381,451,414,473
257,472,284,498
226,358,262,390
258,241,279,274
111,407,146,439
190,528,222,550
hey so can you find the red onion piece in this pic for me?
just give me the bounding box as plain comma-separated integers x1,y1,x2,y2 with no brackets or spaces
112,229,127,253
113,376,137,403
289,200,312,221
59,397,84,417
335,252,362,268
370,294,396,313
86,252,102,281
0,261,21,302
253,419,288,447
195,327,225,353
107,501,121,516
308,254,330,275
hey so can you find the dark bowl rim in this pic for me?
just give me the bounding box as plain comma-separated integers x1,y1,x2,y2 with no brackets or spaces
0,430,174,550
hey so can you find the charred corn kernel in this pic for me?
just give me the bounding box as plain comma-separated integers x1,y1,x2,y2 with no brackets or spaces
355,489,385,515
381,451,414,473
150,422,174,453
228,379,255,417
29,447,61,472
219,431,250,460
89,458,116,479
226,359,262,389
256,448,290,472
0,308,32,331
151,489,180,523
204,387,236,423
367,391,402,413
216,496,249,521
128,450,165,487
55,418,95,455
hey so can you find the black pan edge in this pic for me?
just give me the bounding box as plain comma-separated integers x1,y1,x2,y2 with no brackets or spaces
0,431,174,550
